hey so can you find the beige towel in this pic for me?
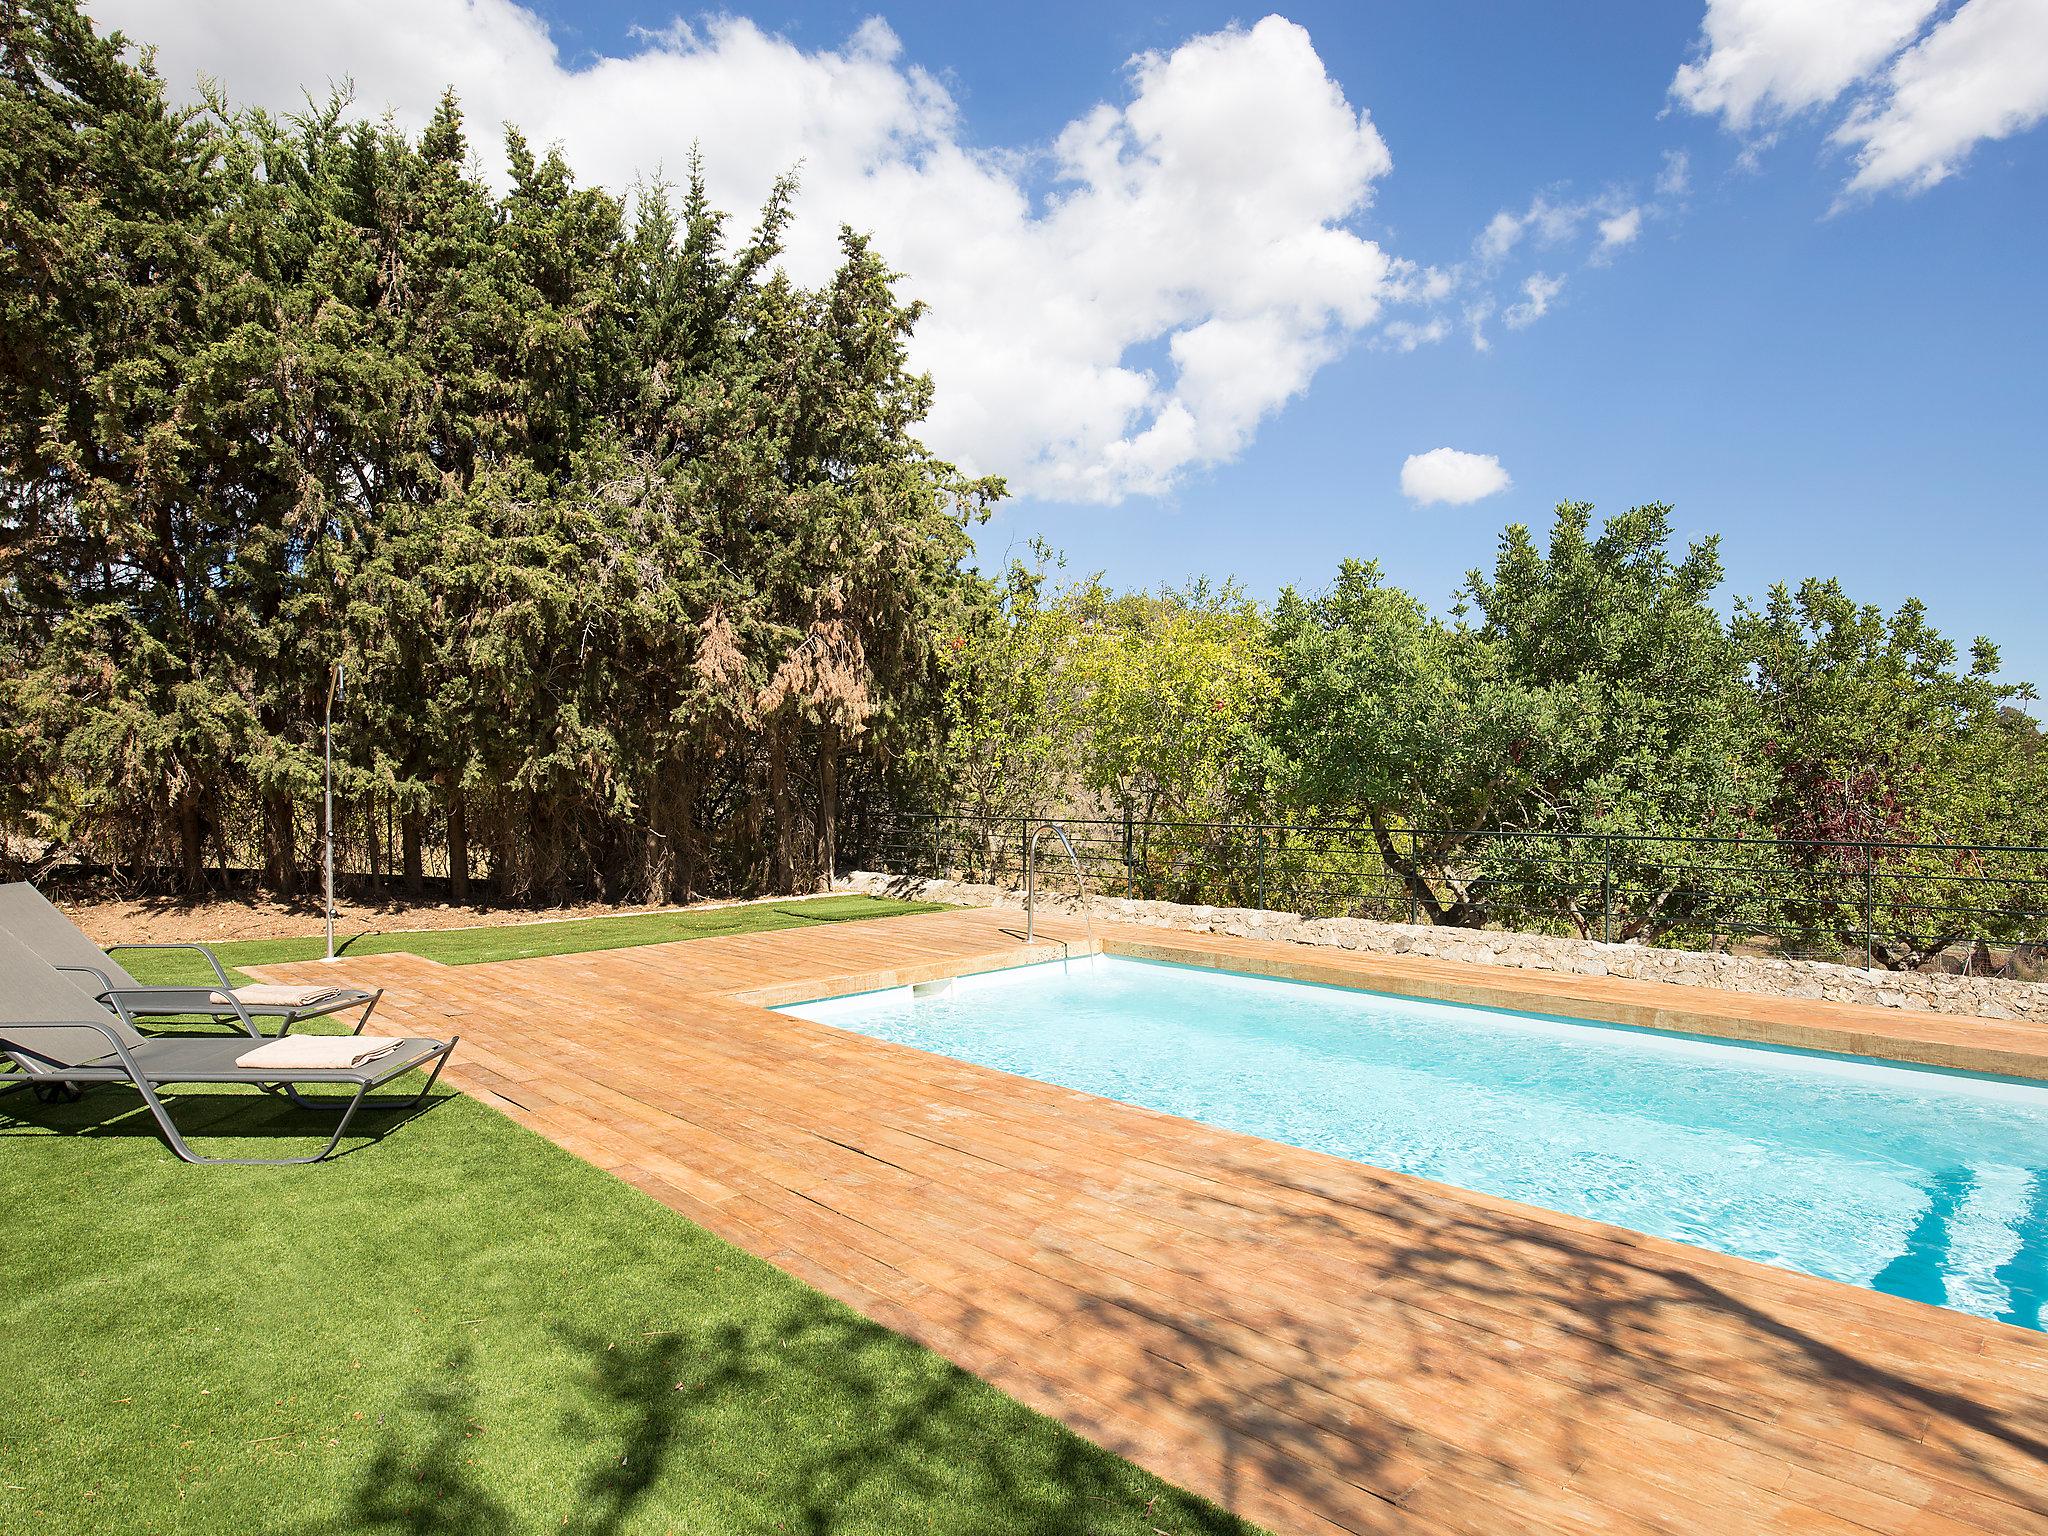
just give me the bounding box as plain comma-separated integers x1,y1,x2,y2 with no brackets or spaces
235,1036,403,1071
209,983,350,1008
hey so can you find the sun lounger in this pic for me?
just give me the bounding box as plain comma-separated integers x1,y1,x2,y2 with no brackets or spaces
0,882,382,1036
0,928,453,1166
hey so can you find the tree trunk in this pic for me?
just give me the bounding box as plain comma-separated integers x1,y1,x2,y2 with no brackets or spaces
1368,811,1485,927
402,810,425,897
494,806,522,904
263,792,299,896
447,789,470,904
816,725,840,893
366,803,384,895
176,791,206,894
530,793,560,904
740,772,768,893
637,827,666,905
675,767,698,904
769,730,795,894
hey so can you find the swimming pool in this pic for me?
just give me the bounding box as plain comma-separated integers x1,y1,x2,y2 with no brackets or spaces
779,954,2048,1330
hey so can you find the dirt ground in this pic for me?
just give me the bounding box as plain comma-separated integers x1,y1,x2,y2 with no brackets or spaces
53,891,796,945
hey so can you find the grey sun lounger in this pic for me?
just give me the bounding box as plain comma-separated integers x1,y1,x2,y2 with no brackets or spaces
0,881,382,1037
0,929,456,1166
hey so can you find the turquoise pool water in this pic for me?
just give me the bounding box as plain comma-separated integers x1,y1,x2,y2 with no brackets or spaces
779,955,2048,1329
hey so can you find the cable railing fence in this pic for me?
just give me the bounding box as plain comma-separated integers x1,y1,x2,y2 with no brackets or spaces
869,810,2048,974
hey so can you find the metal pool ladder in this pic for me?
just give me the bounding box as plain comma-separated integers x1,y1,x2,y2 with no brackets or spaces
1025,820,1095,946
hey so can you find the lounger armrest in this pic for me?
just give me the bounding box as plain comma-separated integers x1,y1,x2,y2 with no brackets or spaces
363,1035,459,1090
101,985,263,1038
55,962,120,995
3,1017,127,1048
2,1017,149,1075
50,974,181,1036
105,941,234,989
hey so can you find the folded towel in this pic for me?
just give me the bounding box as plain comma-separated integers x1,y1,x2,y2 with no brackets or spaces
209,983,352,1009
235,1036,404,1071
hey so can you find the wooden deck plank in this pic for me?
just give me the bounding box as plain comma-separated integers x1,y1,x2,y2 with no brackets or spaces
255,907,2048,1536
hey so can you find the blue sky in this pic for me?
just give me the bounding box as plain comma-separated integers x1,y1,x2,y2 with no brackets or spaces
110,0,2048,688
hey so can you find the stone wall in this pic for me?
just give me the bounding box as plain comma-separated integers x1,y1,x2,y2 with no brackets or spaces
844,870,2048,1024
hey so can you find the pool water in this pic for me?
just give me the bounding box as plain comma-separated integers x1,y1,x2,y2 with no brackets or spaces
779,955,2048,1330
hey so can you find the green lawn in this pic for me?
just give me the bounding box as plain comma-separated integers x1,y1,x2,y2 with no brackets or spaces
115,893,955,988
0,899,1259,1536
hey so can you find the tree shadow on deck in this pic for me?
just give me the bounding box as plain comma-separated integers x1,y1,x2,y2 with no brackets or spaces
1004,1145,2048,1531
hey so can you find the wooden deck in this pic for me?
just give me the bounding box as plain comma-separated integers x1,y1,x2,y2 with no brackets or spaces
259,908,2048,1536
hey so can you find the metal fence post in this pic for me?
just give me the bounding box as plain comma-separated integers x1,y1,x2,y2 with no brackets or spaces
1601,838,1613,945
1123,808,1134,899
1863,848,1875,970
1405,829,1420,926
1256,828,1267,911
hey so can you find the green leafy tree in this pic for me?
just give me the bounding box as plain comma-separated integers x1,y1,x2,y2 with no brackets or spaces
0,3,293,884
1265,558,1504,921
1068,582,1270,806
0,0,999,901
1454,502,1762,940
909,546,1097,878
1736,580,2047,965
1268,505,1760,933
927,563,1271,896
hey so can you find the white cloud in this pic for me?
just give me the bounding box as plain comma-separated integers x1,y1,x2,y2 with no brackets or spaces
1835,0,2048,196
1656,148,1692,197
1432,142,1689,353
1469,178,1667,293
1381,316,1449,352
1671,0,1940,131
1475,209,1526,265
1503,273,1565,329
1463,299,1496,354
1401,266,1457,304
1672,0,2048,198
1400,447,1511,506
1473,192,1586,265
1597,207,1643,248
97,1,1405,504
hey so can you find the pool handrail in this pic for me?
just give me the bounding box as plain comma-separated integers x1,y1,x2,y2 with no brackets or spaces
1026,821,1095,947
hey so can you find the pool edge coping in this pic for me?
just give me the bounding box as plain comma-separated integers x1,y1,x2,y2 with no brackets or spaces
733,924,2048,1085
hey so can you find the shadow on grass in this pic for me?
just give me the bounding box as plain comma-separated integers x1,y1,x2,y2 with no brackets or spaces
281,1348,513,1536
552,1323,746,1535
0,1080,455,1161
540,1308,1252,1536
309,1308,1256,1536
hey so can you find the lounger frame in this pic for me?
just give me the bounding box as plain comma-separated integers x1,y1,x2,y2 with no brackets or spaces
0,883,384,1036
2,993,457,1167
102,942,384,1035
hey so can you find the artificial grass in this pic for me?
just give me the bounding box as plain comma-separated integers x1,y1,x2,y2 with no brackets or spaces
112,894,954,988
1,898,1262,1536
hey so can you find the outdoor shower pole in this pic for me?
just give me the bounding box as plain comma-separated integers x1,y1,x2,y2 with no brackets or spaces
324,662,344,961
